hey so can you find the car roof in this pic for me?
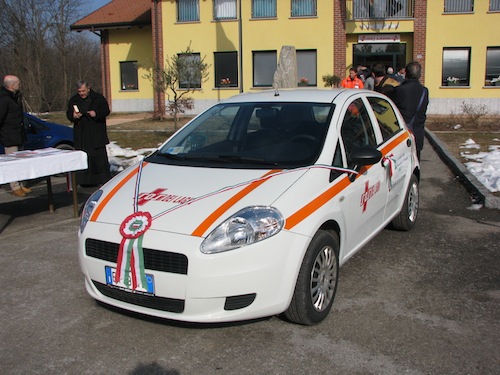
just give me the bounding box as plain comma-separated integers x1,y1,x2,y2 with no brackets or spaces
221,88,375,105
25,112,66,128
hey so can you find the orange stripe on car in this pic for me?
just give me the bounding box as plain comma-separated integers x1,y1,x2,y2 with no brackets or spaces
191,170,281,237
285,132,409,230
285,176,350,230
90,163,147,222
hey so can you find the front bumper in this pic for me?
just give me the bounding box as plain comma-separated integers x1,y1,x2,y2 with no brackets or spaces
79,222,310,323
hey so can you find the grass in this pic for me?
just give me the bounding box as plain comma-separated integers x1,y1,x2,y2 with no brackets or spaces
426,115,500,163
41,112,191,149
106,117,190,149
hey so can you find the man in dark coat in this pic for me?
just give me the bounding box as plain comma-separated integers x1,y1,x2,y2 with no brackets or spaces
67,80,111,187
0,75,31,197
392,62,429,161
372,63,400,99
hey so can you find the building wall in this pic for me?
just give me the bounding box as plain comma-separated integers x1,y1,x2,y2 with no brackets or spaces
155,0,334,113
425,1,500,114
108,26,155,112
107,1,500,115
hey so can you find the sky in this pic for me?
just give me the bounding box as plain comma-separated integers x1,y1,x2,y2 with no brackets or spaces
87,0,112,13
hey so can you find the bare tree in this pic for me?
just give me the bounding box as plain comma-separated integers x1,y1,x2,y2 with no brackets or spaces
144,45,210,130
0,0,101,113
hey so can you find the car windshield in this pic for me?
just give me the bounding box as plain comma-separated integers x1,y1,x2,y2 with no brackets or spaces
148,102,334,168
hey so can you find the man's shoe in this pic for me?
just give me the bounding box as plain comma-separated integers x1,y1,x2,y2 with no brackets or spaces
11,189,26,197
21,186,32,193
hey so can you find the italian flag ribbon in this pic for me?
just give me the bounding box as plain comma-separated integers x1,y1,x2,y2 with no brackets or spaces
382,154,397,189
115,211,152,291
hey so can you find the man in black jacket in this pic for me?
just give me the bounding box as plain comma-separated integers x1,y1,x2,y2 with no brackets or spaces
392,62,429,161
67,80,111,187
0,75,31,197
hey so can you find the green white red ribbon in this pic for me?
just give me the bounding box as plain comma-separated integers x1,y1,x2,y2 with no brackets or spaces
115,211,152,291
382,154,397,189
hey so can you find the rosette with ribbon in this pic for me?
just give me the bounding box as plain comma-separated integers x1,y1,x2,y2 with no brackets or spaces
382,154,397,189
115,211,152,291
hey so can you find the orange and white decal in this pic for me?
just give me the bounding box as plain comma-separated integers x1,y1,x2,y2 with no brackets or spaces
191,170,281,237
90,163,147,222
285,132,409,230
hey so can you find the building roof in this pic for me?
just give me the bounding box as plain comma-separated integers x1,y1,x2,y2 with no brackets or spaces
71,0,151,31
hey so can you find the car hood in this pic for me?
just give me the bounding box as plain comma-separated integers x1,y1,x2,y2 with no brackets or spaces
91,162,309,237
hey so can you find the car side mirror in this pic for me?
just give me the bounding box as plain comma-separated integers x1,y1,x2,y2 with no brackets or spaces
350,146,383,166
348,146,383,182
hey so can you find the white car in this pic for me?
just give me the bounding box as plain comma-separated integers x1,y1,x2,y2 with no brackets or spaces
78,89,420,325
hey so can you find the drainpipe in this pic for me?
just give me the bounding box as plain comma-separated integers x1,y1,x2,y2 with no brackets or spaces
238,0,243,93
153,0,162,117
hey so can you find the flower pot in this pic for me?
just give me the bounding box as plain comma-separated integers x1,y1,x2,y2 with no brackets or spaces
447,82,459,86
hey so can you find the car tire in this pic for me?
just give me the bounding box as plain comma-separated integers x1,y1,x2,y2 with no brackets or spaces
56,143,74,151
391,174,419,231
284,230,339,325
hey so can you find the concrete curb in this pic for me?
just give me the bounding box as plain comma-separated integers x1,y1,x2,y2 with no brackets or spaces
425,129,499,209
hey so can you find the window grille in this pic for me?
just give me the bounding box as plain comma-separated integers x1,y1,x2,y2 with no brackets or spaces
291,0,317,17
252,0,277,18
444,0,473,13
214,0,237,20
178,0,199,22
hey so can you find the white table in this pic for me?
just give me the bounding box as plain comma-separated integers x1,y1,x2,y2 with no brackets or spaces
0,148,88,217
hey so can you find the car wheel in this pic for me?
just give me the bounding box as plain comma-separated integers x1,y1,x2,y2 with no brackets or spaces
284,230,339,325
391,174,419,231
56,143,74,151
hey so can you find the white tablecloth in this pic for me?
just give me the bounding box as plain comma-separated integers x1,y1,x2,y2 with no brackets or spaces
0,148,88,184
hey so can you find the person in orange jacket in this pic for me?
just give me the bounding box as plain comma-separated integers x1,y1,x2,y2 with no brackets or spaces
341,68,364,89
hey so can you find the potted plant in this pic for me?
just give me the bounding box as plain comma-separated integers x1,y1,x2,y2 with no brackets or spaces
446,77,460,86
298,77,309,86
220,77,231,87
322,74,341,88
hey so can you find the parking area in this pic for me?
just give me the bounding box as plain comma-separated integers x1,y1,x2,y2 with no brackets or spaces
0,140,499,374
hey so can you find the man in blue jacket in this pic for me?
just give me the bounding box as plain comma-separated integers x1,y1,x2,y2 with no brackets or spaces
0,75,32,197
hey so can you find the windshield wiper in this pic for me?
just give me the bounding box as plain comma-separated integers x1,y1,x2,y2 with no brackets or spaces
155,152,277,165
155,152,186,160
217,155,278,165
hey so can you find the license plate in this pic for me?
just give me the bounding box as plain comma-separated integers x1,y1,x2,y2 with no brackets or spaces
105,266,155,295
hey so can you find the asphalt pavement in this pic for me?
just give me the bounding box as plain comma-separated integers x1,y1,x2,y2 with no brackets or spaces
0,137,499,374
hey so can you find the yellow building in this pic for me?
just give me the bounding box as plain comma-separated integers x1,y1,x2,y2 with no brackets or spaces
72,0,500,115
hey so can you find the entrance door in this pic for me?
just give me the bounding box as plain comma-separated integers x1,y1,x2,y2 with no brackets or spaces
353,43,406,71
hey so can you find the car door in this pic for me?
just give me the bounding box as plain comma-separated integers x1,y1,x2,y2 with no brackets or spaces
24,115,48,150
335,97,388,258
366,96,412,221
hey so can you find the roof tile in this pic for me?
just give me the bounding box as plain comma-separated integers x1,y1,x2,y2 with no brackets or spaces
71,0,151,30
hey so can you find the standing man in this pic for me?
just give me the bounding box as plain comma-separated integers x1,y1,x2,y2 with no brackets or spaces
341,68,364,89
394,66,406,83
67,80,111,187
372,63,400,98
0,75,31,197
392,62,429,161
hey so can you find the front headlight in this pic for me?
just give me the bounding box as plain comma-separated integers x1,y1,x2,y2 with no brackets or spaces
79,189,103,233
200,206,284,254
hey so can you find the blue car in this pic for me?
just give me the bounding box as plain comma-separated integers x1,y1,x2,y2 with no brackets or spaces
0,113,74,154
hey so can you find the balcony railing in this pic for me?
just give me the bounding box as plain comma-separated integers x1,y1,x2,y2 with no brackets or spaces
347,0,414,20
